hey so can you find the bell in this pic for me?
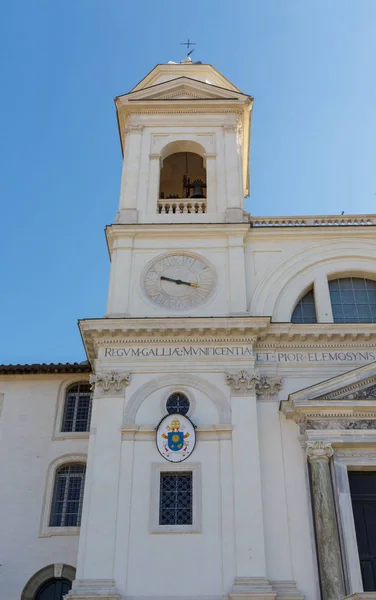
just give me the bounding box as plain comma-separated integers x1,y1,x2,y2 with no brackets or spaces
190,179,205,198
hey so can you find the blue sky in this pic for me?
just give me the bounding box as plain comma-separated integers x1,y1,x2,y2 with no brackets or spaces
1,0,375,364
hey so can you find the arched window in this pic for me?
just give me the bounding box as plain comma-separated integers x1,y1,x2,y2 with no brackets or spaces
62,382,92,432
166,392,190,415
329,277,376,323
49,463,86,527
35,578,72,600
291,289,317,323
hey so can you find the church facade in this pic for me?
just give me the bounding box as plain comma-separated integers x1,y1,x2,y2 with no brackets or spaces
1,59,376,600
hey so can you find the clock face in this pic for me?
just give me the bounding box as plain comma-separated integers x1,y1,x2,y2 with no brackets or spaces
143,253,216,310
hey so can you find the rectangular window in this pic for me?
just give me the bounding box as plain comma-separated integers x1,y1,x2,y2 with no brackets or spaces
159,471,192,525
150,463,201,533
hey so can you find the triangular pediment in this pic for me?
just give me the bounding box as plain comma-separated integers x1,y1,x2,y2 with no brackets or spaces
281,361,376,421
116,77,248,104
128,63,243,94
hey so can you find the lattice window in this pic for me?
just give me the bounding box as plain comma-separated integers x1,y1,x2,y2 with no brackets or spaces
62,383,92,432
159,471,193,525
291,289,317,323
166,392,190,415
49,463,86,527
329,278,376,323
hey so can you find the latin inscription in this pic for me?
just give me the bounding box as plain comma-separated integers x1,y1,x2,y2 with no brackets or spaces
102,346,376,363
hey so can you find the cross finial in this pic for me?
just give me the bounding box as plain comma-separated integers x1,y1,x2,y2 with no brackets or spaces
180,38,196,57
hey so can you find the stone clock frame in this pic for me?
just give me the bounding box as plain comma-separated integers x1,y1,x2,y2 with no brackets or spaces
141,250,217,310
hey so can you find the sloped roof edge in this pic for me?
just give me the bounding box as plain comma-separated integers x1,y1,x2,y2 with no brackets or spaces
0,362,91,375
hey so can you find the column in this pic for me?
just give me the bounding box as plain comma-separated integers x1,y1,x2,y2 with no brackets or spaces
307,441,346,600
68,371,131,600
117,125,143,223
226,370,276,600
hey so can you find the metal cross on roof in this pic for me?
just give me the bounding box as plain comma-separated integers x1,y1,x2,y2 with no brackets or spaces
180,38,196,57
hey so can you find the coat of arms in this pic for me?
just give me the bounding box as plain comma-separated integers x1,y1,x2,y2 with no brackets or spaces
156,414,196,462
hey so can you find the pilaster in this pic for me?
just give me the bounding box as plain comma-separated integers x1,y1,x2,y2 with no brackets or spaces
69,371,131,600
226,370,268,595
118,124,144,220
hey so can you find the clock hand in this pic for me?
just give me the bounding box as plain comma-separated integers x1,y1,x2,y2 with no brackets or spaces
160,276,199,288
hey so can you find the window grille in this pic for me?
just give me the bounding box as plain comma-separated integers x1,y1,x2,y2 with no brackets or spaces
62,383,92,432
49,463,86,527
166,392,190,415
159,471,193,525
329,278,376,323
291,289,317,323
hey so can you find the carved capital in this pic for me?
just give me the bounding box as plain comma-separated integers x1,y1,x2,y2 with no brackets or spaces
256,376,283,400
226,370,260,394
222,124,238,133
306,441,334,462
90,371,131,396
125,124,144,134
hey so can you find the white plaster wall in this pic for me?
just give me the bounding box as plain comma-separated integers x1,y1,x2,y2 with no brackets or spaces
0,375,89,600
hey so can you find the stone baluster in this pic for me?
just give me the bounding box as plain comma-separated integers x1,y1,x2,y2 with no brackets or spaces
306,442,346,600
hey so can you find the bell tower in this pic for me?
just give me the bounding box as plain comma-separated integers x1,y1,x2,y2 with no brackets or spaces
115,57,253,224
72,58,273,600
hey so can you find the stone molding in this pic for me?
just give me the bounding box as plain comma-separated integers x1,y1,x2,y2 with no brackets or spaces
67,579,119,600
229,577,276,600
21,564,76,600
122,423,232,441
90,371,131,396
226,370,282,398
306,441,334,462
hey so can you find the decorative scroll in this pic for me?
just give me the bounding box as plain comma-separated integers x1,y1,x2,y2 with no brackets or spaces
306,441,334,462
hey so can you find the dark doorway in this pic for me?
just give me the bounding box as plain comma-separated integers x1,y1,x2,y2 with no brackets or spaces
349,471,376,591
35,578,72,600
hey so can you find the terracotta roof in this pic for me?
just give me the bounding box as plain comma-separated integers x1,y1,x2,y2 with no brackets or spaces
0,362,91,375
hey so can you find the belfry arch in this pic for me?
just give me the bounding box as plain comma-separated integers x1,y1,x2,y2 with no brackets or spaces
158,140,208,214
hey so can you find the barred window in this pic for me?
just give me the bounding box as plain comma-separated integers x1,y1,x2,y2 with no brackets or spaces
291,289,317,323
329,278,376,323
62,383,92,432
49,463,86,527
159,471,192,525
166,392,190,415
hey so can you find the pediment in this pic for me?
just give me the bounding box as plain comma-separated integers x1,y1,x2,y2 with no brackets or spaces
116,77,248,104
281,361,376,421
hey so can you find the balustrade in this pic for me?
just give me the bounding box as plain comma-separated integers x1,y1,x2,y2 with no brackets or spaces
157,199,207,215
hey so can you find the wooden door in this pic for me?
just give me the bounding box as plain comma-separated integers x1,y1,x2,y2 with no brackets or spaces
349,471,376,591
